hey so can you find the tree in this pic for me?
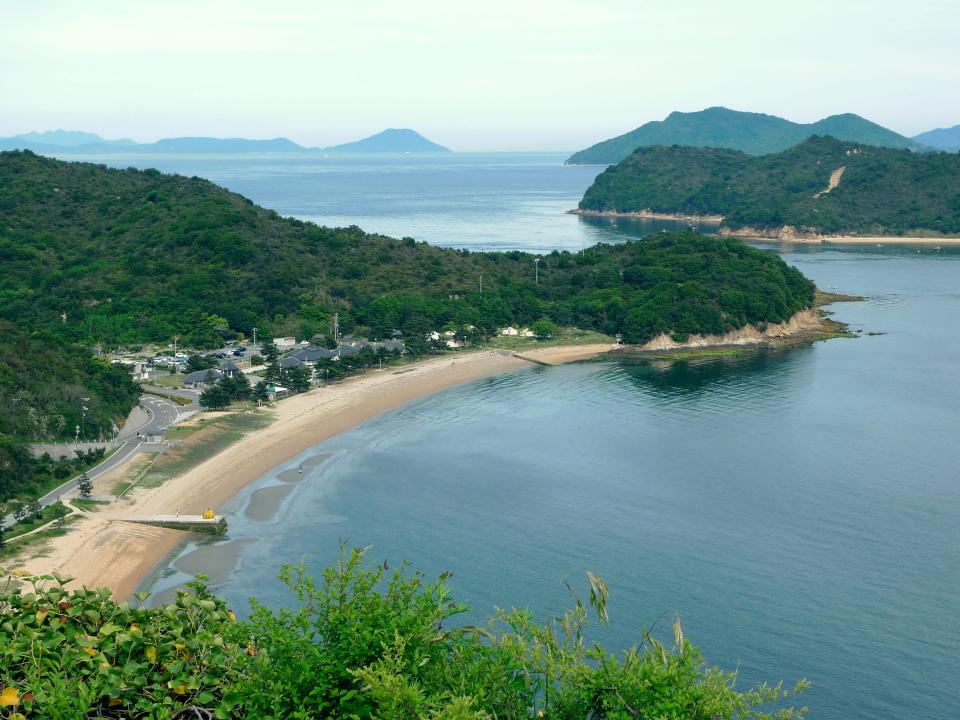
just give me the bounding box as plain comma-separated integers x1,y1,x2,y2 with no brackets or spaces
0,521,5,550
51,500,69,529
531,318,556,339
28,498,42,521
260,340,280,363
284,366,311,394
12,503,26,525
186,354,217,373
77,472,93,499
252,380,270,405
199,384,230,410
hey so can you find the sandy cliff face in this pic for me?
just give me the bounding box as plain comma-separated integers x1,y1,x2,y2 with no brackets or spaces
638,308,822,350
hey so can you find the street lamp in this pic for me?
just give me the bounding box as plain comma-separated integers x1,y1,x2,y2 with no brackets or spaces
80,397,90,441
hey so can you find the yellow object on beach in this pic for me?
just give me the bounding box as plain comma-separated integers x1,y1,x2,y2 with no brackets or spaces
202,508,215,520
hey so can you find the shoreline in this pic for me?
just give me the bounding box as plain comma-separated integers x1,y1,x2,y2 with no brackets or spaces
570,210,960,245
719,226,960,245
10,345,613,599
568,208,725,223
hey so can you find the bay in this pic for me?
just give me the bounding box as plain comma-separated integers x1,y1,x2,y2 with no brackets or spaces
121,151,960,719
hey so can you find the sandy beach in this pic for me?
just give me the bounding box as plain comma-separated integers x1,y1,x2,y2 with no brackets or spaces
12,345,613,599
719,227,960,245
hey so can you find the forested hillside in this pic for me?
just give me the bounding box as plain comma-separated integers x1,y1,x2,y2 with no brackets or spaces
567,107,924,164
579,136,960,235
0,150,814,349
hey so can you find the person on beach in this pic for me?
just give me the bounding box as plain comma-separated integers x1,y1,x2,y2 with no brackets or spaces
298,464,303,474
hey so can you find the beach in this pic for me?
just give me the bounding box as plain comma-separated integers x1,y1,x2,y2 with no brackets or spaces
12,345,613,599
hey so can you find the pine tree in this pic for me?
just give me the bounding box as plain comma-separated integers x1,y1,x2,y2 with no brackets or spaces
28,499,42,520
260,340,280,363
252,380,270,405
77,472,93,499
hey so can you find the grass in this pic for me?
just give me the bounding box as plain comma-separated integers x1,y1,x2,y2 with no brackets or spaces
0,516,82,561
71,498,108,512
147,374,186,388
137,409,271,489
4,504,71,541
163,424,203,441
111,482,133,497
485,328,612,352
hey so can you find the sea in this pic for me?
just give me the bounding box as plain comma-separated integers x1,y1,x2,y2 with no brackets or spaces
66,151,959,719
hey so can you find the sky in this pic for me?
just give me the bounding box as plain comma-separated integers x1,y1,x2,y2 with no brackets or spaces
2,0,959,151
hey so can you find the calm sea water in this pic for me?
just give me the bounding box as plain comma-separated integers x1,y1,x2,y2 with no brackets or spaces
121,152,960,719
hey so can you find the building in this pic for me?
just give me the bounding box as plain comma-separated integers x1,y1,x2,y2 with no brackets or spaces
184,368,222,389
219,360,242,377
273,337,297,349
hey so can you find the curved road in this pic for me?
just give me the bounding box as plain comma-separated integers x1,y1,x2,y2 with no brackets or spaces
3,391,197,530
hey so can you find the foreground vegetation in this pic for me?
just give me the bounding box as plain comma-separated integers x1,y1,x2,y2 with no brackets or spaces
0,547,808,719
580,136,960,235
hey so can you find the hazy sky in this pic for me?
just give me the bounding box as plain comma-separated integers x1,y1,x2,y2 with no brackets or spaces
3,0,958,150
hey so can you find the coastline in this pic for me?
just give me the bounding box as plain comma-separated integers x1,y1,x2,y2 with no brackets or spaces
570,210,960,245
568,208,725,223
10,345,613,600
719,226,960,245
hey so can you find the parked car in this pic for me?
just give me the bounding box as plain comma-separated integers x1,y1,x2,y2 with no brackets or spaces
216,352,227,359
236,346,247,352
232,349,245,357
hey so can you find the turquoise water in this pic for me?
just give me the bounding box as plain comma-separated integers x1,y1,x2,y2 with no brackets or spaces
131,153,960,719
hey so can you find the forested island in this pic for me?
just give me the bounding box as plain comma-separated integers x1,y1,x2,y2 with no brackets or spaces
566,106,924,165
0,150,816,493
578,136,960,237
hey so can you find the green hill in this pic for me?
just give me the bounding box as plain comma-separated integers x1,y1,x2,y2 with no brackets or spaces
0,150,813,349
578,136,960,236
567,107,924,164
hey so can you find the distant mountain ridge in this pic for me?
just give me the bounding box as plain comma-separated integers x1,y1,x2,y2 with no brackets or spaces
912,123,960,152
325,128,450,153
0,128,450,154
567,107,926,164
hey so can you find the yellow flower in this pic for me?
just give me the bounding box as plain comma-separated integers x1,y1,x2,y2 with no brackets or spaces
0,687,20,706
227,610,237,622
145,646,157,663
84,647,97,656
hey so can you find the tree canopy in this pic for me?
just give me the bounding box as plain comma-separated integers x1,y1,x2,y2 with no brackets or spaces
580,136,960,235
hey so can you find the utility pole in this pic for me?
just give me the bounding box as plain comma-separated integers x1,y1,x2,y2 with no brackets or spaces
479,273,483,298
252,327,257,351
534,258,540,285
333,313,340,358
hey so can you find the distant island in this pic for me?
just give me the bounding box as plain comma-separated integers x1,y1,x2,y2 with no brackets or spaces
0,128,451,154
576,136,960,239
912,123,960,152
324,128,450,153
566,107,926,164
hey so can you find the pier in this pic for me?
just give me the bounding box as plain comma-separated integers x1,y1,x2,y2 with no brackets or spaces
121,513,227,535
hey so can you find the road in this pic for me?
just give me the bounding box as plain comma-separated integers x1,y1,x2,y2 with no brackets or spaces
2,390,197,530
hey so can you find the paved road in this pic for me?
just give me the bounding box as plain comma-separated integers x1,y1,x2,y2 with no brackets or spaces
2,392,193,530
